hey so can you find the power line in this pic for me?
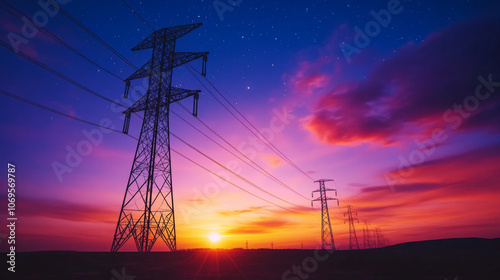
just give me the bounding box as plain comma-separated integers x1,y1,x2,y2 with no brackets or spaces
332,180,353,212
49,7,304,210
175,103,310,201
2,0,152,115
0,1,124,81
183,65,314,197
186,64,315,180
0,39,128,109
171,131,302,208
4,3,309,210
116,1,315,195
119,0,156,31
171,147,299,214
171,109,285,186
0,16,301,209
0,87,300,214
52,2,311,202
24,0,83,35
185,64,315,181
5,3,374,245
0,88,134,137
1,18,306,204
56,4,138,70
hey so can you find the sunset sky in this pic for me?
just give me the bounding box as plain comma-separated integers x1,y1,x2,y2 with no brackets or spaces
1,0,499,252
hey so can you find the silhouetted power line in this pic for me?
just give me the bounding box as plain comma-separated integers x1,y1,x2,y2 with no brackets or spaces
118,0,314,195
172,131,303,208
172,148,299,214
56,5,138,70
185,64,315,181
0,88,133,137
176,103,310,201
51,2,308,202
120,0,156,31
0,1,124,81
0,87,299,215
2,3,311,213
1,28,302,214
0,39,127,109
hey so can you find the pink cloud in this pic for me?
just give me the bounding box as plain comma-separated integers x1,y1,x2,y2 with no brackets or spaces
303,17,500,145
293,73,329,95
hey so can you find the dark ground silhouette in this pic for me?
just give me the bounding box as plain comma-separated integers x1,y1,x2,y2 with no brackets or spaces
2,238,499,279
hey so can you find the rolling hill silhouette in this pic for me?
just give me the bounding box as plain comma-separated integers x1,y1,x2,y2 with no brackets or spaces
2,238,499,279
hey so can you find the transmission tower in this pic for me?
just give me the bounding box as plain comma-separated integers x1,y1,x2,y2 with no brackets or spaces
344,205,360,250
362,220,373,249
374,227,388,248
111,23,209,252
311,179,339,250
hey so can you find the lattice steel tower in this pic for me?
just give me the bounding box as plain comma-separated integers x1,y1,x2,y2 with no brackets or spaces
362,220,373,249
344,205,360,250
111,23,208,252
311,179,338,250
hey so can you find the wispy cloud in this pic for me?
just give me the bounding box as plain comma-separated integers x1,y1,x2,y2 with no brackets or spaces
14,197,117,223
225,217,294,235
347,144,500,242
219,206,266,216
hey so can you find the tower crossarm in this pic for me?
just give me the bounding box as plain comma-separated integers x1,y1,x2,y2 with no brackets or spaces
312,188,337,197
125,52,209,82
314,179,333,183
123,87,201,133
168,87,200,103
124,59,153,82
311,197,339,207
124,92,149,114
131,23,203,51
170,52,208,76
124,87,200,113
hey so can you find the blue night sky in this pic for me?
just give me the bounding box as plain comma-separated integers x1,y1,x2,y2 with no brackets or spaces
1,0,499,251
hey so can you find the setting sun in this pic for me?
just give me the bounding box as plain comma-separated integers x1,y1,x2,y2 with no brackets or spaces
208,233,221,243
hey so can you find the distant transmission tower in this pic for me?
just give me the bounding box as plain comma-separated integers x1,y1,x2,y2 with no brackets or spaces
374,227,388,248
362,220,373,249
312,179,338,250
344,205,360,250
111,23,209,252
